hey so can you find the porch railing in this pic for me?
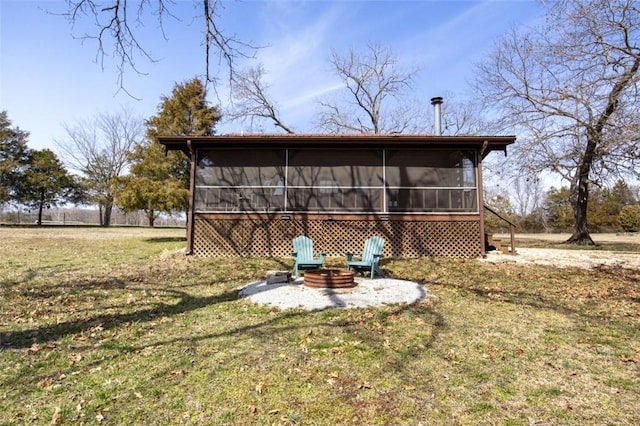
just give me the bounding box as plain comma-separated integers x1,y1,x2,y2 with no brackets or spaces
483,204,517,255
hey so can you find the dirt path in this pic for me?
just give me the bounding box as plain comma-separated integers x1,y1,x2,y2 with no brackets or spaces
494,232,640,244
488,233,639,269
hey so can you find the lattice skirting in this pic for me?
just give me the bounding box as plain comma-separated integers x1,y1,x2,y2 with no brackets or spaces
192,216,482,258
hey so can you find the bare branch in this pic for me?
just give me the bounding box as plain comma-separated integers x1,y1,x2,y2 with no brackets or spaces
228,64,294,133
317,42,421,134
58,1,257,95
55,107,144,225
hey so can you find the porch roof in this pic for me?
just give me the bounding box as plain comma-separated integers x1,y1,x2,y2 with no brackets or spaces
158,134,516,159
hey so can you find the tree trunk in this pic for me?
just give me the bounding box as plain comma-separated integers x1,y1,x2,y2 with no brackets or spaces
37,197,44,226
102,196,114,227
102,207,111,226
98,203,104,226
566,133,597,245
147,210,156,227
566,184,595,245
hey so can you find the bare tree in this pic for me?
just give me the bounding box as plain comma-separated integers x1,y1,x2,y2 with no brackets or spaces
56,107,144,226
510,175,545,219
60,1,255,93
438,94,491,136
228,64,295,133
475,0,640,244
317,42,424,134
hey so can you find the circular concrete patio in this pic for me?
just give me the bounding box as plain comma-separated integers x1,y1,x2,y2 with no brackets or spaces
239,276,428,311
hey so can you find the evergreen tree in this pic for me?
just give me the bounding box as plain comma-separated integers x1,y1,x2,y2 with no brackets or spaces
0,111,30,205
619,205,640,232
146,77,222,187
588,180,638,232
19,149,80,225
609,180,637,206
147,77,221,138
541,181,637,232
114,143,189,227
116,77,221,226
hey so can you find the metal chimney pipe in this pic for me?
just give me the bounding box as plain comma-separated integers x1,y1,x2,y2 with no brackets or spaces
430,96,443,136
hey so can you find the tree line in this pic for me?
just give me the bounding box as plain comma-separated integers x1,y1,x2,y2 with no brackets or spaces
485,180,640,234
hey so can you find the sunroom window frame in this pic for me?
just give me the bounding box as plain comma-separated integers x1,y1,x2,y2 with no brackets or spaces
193,147,479,214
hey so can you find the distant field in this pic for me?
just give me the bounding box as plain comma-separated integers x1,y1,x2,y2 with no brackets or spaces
0,225,186,240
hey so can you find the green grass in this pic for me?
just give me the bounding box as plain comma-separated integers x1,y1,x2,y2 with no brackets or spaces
1,226,639,425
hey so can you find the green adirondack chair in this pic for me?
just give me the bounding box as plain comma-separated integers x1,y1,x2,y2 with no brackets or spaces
346,236,385,279
292,235,326,275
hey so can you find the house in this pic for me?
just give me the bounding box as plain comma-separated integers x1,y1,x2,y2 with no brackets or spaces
158,132,516,258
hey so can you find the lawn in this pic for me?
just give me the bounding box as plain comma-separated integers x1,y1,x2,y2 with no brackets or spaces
1,226,638,425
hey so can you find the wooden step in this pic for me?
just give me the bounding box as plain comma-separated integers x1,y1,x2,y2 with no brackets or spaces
486,235,512,254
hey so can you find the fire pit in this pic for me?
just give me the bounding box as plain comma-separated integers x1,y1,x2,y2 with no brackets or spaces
303,269,356,288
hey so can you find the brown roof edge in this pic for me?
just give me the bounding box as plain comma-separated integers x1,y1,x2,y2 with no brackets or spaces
158,134,516,155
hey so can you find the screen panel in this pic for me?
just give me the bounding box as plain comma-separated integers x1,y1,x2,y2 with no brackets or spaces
193,147,477,213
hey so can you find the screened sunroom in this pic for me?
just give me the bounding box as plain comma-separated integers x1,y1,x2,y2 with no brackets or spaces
194,148,477,214
159,134,515,258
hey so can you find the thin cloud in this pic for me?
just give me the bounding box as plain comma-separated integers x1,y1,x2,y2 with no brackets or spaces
256,3,348,78
283,82,345,110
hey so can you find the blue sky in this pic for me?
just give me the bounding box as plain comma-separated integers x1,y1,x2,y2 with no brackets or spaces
1,0,543,152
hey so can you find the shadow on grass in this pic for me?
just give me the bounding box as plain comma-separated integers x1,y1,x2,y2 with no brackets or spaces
2,276,438,356
593,263,640,285
385,257,640,334
3,297,446,398
2,268,446,398
144,237,187,243
118,298,445,366
0,287,240,349
430,264,640,329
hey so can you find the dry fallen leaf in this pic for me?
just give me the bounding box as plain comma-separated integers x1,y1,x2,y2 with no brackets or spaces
167,369,187,380
49,406,61,425
68,353,82,363
37,377,54,389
